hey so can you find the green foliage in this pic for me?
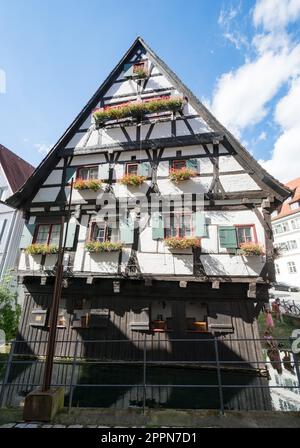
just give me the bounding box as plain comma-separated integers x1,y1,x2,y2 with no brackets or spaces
86,241,123,253
93,97,184,124
0,273,21,341
119,174,146,186
26,244,59,255
73,179,102,191
169,167,197,183
164,237,200,249
239,242,264,256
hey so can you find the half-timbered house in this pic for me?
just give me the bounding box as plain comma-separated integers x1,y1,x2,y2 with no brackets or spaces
6,38,291,409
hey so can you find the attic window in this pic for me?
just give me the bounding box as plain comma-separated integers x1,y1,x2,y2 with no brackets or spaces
133,61,148,77
126,162,139,175
172,160,186,170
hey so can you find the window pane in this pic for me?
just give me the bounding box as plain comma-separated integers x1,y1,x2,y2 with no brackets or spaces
181,214,192,237
35,225,50,244
127,164,138,175
49,224,61,246
91,223,110,242
237,226,253,244
89,167,99,179
79,168,89,180
173,160,186,170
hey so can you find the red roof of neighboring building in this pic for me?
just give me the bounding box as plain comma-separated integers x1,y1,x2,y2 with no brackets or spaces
272,177,300,221
0,144,35,193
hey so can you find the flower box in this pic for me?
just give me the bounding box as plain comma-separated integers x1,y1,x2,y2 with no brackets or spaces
239,242,264,256
85,241,123,253
93,96,184,125
164,237,200,250
26,244,59,255
169,167,197,183
119,174,146,186
73,179,102,191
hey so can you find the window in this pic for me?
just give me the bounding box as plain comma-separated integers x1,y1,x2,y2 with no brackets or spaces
126,163,139,175
236,225,257,244
90,222,111,243
287,261,297,274
77,166,99,180
172,160,186,170
291,218,300,230
133,61,147,75
275,240,297,252
290,201,300,211
34,224,61,246
274,222,290,234
275,264,280,275
164,213,193,238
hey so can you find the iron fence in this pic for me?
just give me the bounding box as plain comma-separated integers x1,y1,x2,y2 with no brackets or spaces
0,336,299,414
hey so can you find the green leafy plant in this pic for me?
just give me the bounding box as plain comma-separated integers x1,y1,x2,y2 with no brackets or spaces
0,272,21,341
239,242,264,256
133,68,148,78
119,174,146,186
169,167,197,183
93,97,184,125
74,179,102,191
26,244,59,255
164,237,200,249
85,241,123,253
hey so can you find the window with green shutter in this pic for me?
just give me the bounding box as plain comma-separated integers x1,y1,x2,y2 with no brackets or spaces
219,226,238,249
186,158,198,173
19,223,36,249
120,215,134,244
193,211,208,238
138,161,152,178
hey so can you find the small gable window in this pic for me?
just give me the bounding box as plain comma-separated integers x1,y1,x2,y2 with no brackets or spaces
172,160,186,170
133,61,148,76
126,162,139,176
77,166,99,180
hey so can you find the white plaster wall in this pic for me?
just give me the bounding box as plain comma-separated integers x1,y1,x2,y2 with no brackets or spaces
150,122,172,139
219,155,244,172
200,254,265,276
43,170,63,186
83,251,119,274
104,79,137,98
220,174,260,192
32,187,60,203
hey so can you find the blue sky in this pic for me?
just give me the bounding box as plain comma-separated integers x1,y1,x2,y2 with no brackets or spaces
1,0,300,182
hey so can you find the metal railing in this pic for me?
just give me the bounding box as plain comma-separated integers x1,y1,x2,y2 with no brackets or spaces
0,336,300,414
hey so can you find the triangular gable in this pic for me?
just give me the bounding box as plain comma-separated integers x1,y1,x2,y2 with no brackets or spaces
6,37,291,208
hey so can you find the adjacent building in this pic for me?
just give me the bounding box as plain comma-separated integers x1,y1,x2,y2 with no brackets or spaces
0,144,34,287
272,177,300,287
6,38,291,409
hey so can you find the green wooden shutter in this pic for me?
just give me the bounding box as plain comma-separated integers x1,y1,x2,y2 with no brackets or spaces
120,215,134,244
123,63,133,78
152,212,164,240
138,162,151,178
193,211,208,238
66,167,77,183
63,221,77,249
19,223,35,249
186,158,198,173
219,226,238,248
99,164,109,180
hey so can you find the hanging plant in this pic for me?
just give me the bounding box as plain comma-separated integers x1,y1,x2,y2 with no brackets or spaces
119,174,146,186
26,244,59,255
239,242,264,256
86,241,123,253
133,67,148,79
73,179,102,191
93,96,184,125
169,167,197,183
164,237,200,250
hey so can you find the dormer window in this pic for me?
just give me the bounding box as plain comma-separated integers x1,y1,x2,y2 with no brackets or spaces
126,162,139,176
77,166,99,180
133,61,147,75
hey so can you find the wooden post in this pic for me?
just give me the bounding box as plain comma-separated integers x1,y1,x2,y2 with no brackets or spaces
42,180,74,391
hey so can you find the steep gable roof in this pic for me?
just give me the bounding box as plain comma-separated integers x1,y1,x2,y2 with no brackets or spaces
6,37,291,208
0,144,34,193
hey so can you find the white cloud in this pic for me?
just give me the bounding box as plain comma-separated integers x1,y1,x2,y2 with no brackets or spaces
253,0,300,31
210,44,300,136
211,0,300,182
260,77,300,181
34,143,53,155
217,3,249,50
